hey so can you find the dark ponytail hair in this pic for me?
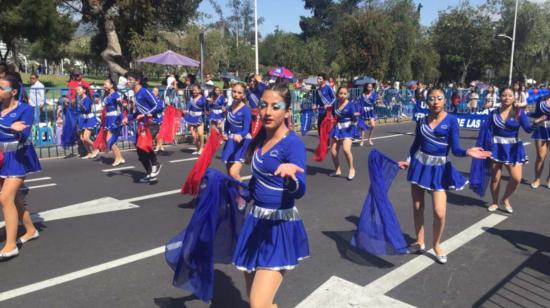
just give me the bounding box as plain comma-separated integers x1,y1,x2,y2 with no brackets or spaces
245,82,291,163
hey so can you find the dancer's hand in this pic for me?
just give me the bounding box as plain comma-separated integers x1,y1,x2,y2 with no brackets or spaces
467,147,492,159
397,161,409,170
233,134,243,143
136,114,145,121
274,163,305,181
10,121,29,132
534,115,547,125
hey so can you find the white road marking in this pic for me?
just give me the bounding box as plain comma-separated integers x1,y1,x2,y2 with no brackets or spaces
0,197,139,229
101,166,135,172
20,183,57,190
25,177,52,183
169,157,198,163
368,132,414,141
297,214,508,308
0,246,164,302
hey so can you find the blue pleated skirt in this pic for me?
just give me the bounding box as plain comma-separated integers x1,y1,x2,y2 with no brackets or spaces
331,124,357,140
532,123,550,141
490,137,528,165
79,116,99,130
1,144,42,178
233,206,309,272
184,114,203,125
364,109,376,119
407,151,468,191
209,110,224,121
221,136,251,164
105,115,122,131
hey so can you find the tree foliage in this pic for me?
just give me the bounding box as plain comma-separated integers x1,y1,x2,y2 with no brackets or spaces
0,0,75,63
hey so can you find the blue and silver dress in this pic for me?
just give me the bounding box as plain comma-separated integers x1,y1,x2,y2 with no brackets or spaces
208,95,226,122
184,96,206,126
489,109,533,165
357,91,377,120
221,104,252,164
233,131,308,272
407,114,468,191
103,91,122,131
529,97,550,141
331,101,358,140
0,102,41,177
78,95,99,130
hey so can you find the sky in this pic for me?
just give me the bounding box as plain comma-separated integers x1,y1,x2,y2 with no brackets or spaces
198,0,488,36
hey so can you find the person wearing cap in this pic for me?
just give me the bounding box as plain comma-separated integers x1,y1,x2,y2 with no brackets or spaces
67,68,93,103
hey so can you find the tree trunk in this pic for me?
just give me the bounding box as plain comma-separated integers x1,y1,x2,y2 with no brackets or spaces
100,16,127,82
460,62,470,85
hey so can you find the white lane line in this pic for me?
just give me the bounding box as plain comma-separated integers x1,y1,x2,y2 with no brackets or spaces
368,132,414,141
25,177,52,183
0,197,139,229
169,157,198,163
123,175,253,203
297,214,508,308
20,183,57,190
101,166,135,172
0,246,164,302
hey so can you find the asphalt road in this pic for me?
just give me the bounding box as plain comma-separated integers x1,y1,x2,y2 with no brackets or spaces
1,121,549,308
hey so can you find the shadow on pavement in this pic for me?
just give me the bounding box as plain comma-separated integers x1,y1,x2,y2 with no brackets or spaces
473,228,550,307
154,269,248,308
446,191,487,208
306,165,334,176
322,230,395,268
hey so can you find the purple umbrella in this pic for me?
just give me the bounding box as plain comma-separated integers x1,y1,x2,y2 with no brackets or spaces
137,50,200,67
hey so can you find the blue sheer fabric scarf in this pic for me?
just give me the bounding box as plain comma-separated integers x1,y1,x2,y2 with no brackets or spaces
469,120,493,197
300,109,314,136
165,168,249,302
351,149,408,255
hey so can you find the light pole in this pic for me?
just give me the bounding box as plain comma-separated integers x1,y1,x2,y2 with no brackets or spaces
254,0,259,75
498,0,518,86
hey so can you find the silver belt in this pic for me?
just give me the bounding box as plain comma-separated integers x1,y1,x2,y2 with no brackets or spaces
493,136,519,144
250,205,301,221
414,150,447,166
364,107,374,111
0,140,31,152
337,121,352,129
83,113,96,119
106,111,119,116
212,109,223,114
229,133,252,139
543,121,550,128
189,111,203,117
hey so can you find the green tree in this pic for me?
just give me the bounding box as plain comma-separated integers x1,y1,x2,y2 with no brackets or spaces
0,0,74,63
385,0,420,81
431,1,495,83
334,8,396,81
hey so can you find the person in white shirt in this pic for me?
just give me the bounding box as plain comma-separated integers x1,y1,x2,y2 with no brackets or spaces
29,73,45,108
204,73,215,86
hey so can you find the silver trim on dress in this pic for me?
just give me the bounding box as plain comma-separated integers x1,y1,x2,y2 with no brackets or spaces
250,205,301,221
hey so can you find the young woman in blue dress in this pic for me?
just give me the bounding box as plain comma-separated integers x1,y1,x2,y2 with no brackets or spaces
487,87,535,213
233,82,308,308
398,87,490,264
330,86,359,180
0,73,42,260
